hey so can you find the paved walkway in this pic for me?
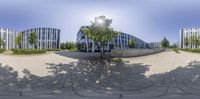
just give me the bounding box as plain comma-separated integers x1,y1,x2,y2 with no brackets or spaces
0,51,76,77
0,51,200,99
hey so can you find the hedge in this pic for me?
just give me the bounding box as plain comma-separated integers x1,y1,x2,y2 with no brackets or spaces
12,49,46,54
180,48,200,53
46,49,60,51
0,49,5,53
172,48,180,53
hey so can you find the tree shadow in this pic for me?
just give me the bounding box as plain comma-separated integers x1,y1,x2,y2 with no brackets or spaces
69,58,151,98
0,63,74,97
55,51,112,60
2,60,200,98
38,59,200,98
0,64,19,96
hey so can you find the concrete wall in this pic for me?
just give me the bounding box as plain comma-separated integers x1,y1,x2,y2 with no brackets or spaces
111,49,164,57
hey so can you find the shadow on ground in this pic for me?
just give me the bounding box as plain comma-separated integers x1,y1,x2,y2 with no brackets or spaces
55,51,112,60
1,59,200,98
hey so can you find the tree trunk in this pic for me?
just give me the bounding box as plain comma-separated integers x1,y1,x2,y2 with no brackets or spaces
33,44,34,49
19,44,21,49
103,42,105,55
107,42,109,52
195,43,197,48
99,42,103,59
17,45,19,49
92,41,95,52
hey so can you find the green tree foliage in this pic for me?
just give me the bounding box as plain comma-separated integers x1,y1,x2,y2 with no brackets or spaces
15,33,22,49
170,43,177,48
184,37,189,48
128,39,135,48
28,32,37,49
191,35,200,48
161,37,170,48
60,41,77,50
0,49,5,53
60,42,66,49
184,35,200,49
196,37,200,48
81,16,119,58
0,37,5,49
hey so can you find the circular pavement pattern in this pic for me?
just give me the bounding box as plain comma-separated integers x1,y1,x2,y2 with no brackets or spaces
0,51,200,99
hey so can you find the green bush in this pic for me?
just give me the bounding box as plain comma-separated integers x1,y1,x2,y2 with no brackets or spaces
180,48,200,53
0,49,5,53
172,48,180,53
46,49,60,51
60,41,77,50
12,49,46,54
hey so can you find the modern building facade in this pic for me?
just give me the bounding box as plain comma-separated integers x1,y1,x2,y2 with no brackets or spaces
77,26,158,52
180,28,200,49
148,42,162,49
0,27,17,50
21,28,60,49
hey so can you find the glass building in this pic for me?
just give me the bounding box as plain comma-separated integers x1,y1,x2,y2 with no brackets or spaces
0,27,17,50
21,28,60,49
148,42,162,49
76,26,153,52
180,28,200,49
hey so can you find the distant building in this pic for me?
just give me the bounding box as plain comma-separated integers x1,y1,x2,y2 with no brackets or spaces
180,28,200,49
175,41,180,48
0,27,17,50
21,28,60,49
148,42,162,49
76,26,155,52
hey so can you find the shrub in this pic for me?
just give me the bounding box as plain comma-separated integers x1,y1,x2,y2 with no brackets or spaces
180,48,200,53
60,41,77,50
0,49,5,53
172,48,180,53
12,49,46,54
46,49,60,51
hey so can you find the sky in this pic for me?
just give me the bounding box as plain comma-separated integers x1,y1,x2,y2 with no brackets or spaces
0,0,200,44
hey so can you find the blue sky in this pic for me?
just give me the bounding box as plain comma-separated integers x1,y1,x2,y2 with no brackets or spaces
0,0,200,44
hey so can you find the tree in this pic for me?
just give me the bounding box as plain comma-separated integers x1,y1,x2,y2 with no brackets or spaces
128,38,135,48
15,33,22,49
190,35,200,48
81,16,119,58
28,32,37,49
60,42,66,49
0,37,5,49
60,41,77,50
65,41,76,50
161,37,170,49
171,43,177,48
184,37,190,48
197,37,200,48
184,37,189,48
